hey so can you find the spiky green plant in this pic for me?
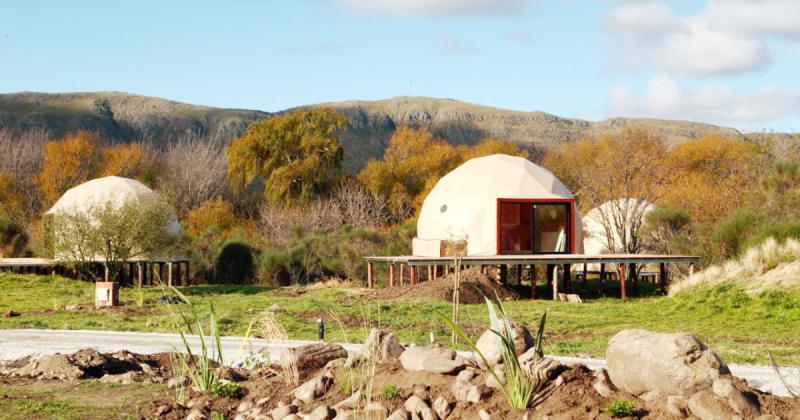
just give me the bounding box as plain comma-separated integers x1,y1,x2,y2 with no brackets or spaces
440,293,549,409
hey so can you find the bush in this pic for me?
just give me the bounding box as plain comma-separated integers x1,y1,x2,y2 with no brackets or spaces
709,209,761,259
604,400,636,418
381,384,399,400
215,241,255,284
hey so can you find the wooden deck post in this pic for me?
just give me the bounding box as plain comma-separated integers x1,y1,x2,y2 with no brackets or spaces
185,261,190,286
167,262,174,287
529,265,536,299
410,266,418,285
689,263,695,276
619,264,627,300
399,264,405,286
137,263,143,288
427,266,433,281
599,263,606,295
629,263,637,296
499,265,508,284
552,265,559,301
389,264,395,287
582,263,588,285
563,264,571,293
367,262,374,288
516,265,522,286
104,264,109,282
659,263,668,295
176,262,182,286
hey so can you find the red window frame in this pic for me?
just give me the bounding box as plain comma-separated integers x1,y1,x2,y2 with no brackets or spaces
496,198,576,255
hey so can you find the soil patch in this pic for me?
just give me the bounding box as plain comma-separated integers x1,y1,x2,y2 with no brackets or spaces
370,268,519,304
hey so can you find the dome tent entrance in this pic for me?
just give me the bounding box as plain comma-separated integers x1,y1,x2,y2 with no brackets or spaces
414,154,584,257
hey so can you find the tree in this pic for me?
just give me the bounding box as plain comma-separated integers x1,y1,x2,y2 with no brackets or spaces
51,195,177,280
159,135,228,216
0,129,47,230
36,131,102,204
98,143,152,180
459,138,529,161
186,197,240,237
543,128,673,254
358,126,461,217
226,108,347,205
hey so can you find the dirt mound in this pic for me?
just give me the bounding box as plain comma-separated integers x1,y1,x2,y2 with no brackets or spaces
11,348,174,381
371,268,519,304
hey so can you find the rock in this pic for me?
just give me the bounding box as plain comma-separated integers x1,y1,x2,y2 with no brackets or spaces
284,343,348,372
168,376,190,389
4,310,20,317
155,405,171,415
271,404,298,420
234,415,246,420
293,375,333,404
186,409,206,420
237,401,253,413
712,377,760,417
308,405,335,420
65,304,80,311
452,379,489,403
520,354,562,382
456,369,476,382
592,369,615,398
283,415,300,420
666,395,689,418
334,390,362,410
432,396,451,419
554,375,565,387
364,329,405,362
365,401,389,419
256,397,271,407
687,390,737,420
478,410,491,420
138,362,154,375
99,371,136,384
606,329,729,397
485,367,505,389
386,408,410,420
400,344,465,374
413,386,431,401
333,411,353,420
325,358,347,371
14,353,83,380
475,323,533,367
403,396,436,420
156,295,186,305
270,303,286,313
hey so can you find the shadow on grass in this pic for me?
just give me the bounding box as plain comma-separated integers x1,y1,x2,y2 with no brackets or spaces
509,279,666,301
177,284,277,296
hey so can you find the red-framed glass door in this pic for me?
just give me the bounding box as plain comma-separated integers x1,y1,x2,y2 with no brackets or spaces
497,198,574,255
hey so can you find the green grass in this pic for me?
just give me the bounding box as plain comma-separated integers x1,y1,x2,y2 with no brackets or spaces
1,273,798,365
0,380,167,420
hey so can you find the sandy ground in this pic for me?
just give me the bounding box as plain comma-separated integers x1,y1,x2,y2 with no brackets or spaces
0,329,797,397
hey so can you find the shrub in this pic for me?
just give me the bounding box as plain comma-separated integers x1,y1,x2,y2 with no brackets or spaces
210,380,242,398
215,241,255,284
605,400,636,418
381,384,399,400
186,198,239,237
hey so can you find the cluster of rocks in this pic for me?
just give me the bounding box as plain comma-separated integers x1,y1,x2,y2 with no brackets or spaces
7,348,167,384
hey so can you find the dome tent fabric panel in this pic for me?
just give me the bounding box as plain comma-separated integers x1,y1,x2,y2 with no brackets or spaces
416,154,583,256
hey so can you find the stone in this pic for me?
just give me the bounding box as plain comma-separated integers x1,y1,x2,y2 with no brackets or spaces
432,396,451,419
687,390,737,420
606,329,729,397
592,369,615,398
712,377,760,417
168,376,189,389
333,411,354,420
400,344,465,374
456,369,476,382
324,358,347,371
403,396,436,420
234,415,246,420
554,375,565,387
283,343,348,372
475,323,533,367
386,408,410,420
308,405,335,420
485,367,505,389
334,390,362,410
65,304,80,311
271,404,298,420
256,397,271,407
665,395,689,418
186,409,206,420
452,379,489,403
520,353,562,383
292,375,333,404
237,401,253,413
99,371,136,384
365,401,389,419
270,303,286,313
479,410,491,420
283,415,300,420
364,329,405,362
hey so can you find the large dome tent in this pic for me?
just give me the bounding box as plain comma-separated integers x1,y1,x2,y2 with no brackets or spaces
414,154,583,256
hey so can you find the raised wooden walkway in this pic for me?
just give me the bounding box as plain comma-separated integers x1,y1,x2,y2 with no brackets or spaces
364,253,699,299
0,257,191,286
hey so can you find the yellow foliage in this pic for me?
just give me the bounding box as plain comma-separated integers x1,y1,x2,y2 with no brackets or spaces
460,138,528,161
35,131,102,204
0,171,22,217
186,197,239,237
98,143,148,179
662,135,759,223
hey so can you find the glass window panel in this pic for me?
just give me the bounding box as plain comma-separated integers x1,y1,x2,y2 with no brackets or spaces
533,204,569,253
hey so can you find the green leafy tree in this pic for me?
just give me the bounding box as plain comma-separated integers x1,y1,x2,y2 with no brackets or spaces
226,108,347,205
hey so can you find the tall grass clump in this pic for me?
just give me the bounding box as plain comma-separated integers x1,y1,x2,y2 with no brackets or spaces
441,294,548,409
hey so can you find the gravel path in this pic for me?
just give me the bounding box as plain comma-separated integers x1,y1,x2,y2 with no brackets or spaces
0,329,796,397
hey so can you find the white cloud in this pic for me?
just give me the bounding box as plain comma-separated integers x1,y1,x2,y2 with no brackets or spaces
604,0,797,76
336,0,532,17
608,74,800,125
436,35,478,56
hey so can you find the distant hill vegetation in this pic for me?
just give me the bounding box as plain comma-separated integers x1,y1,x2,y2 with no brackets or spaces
1,91,796,172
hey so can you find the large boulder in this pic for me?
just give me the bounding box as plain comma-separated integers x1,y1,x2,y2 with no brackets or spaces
399,344,465,374
363,329,405,362
606,329,730,396
475,323,533,367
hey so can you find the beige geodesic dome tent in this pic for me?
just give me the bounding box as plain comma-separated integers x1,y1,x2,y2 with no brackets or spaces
46,176,180,260
578,198,656,271
414,154,584,256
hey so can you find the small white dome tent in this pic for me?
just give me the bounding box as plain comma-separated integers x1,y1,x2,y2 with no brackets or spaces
414,154,583,256
45,176,180,262
578,198,656,272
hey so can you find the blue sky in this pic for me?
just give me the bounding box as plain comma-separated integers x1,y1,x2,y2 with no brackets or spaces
1,0,799,132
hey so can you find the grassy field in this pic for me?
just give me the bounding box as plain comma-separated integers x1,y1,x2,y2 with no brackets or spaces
0,273,798,365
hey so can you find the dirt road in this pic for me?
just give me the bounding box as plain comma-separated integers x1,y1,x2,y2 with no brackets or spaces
0,329,796,396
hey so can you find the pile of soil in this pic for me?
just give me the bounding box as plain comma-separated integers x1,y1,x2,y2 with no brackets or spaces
371,268,519,304
8,348,175,381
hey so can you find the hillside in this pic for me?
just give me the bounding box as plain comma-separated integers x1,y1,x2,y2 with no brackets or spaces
1,91,794,172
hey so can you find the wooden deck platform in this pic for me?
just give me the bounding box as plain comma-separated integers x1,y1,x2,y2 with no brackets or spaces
364,253,699,299
0,257,191,286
